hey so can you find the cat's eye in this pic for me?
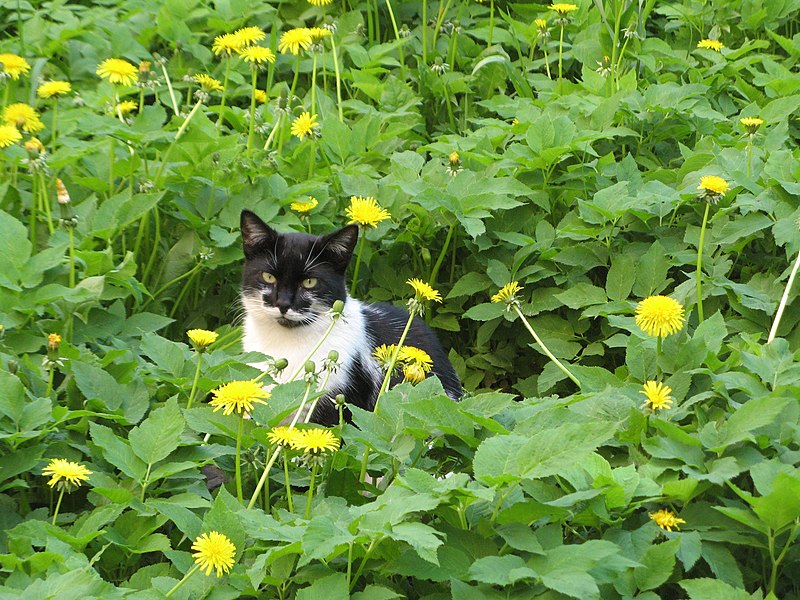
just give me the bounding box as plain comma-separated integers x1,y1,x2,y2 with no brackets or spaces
302,277,318,289
262,272,277,284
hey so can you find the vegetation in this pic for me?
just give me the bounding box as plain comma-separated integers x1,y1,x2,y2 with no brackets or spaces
1,0,799,597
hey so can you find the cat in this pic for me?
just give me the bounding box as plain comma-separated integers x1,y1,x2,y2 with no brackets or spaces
240,209,462,426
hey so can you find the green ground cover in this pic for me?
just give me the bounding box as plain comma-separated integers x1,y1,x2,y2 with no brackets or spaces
1,0,800,597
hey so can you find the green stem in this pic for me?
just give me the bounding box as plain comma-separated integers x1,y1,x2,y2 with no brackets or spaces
217,58,232,130
68,227,76,287
143,261,203,308
422,0,428,65
488,0,494,46
385,0,406,80
142,206,161,285
747,138,753,178
39,173,53,235
770,522,800,594
558,24,565,93
160,61,179,115
186,353,203,409
235,414,244,502
52,488,65,525
46,366,55,397
696,202,710,323
140,463,152,502
305,463,318,518
289,55,301,103
311,52,318,115
441,78,455,129
351,231,367,291
543,44,551,78
768,245,800,342
512,303,581,387
30,172,38,245
656,335,662,379
349,538,381,591
164,564,201,598
108,137,115,196
375,312,415,409
50,100,58,153
429,221,454,284
284,454,294,512
330,33,344,122
247,68,258,153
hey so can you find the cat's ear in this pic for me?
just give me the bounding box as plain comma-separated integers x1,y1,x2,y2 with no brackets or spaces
322,224,359,271
241,210,277,258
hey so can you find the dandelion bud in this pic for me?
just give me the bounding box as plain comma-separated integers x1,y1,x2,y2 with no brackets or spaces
48,332,62,352
328,350,339,362
24,137,44,155
56,179,70,205
305,360,316,373
335,394,346,407
332,300,345,316
274,358,289,372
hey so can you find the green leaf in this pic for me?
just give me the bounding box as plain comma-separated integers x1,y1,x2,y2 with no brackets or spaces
468,555,537,586
0,210,32,289
679,578,752,600
634,539,679,591
555,283,607,309
89,422,147,481
751,472,800,530
296,573,349,600
128,398,185,465
632,241,671,297
71,362,126,411
463,302,505,321
389,522,445,565
699,395,790,451
606,254,635,301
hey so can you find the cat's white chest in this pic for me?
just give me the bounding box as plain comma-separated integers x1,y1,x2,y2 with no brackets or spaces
242,297,370,387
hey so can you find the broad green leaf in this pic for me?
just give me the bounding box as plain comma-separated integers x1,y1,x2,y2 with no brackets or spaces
389,522,445,565
699,395,790,451
89,423,147,481
634,539,678,591
295,573,349,600
468,555,537,586
128,398,185,465
679,578,752,600
751,472,800,530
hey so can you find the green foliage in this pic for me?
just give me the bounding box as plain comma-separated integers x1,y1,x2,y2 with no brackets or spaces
1,0,800,598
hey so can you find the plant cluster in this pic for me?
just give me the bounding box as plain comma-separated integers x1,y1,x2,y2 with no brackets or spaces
1,0,800,598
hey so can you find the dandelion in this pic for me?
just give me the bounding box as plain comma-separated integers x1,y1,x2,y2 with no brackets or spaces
96,58,138,86
447,151,462,176
0,53,31,79
268,426,303,447
209,380,269,416
403,363,427,384
308,27,332,46
42,458,92,525
346,196,391,228
308,0,334,5
635,295,685,338
113,100,138,116
293,428,340,454
37,81,71,99
491,281,523,306
0,125,21,148
649,509,686,532
193,73,223,93
191,531,236,577
550,4,577,90
535,18,548,29
740,116,764,134
24,136,43,153
42,458,91,489
239,45,276,65
278,28,313,55
48,333,62,351
234,26,266,47
697,175,729,197
3,103,45,133
641,381,673,411
695,176,728,322
212,33,244,56
187,329,218,351
697,39,724,51
373,344,398,369
400,346,434,369
550,3,578,15
291,197,319,213
290,111,318,140
407,278,443,303
254,89,267,103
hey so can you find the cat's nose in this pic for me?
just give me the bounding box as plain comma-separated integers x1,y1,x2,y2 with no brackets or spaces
277,303,290,315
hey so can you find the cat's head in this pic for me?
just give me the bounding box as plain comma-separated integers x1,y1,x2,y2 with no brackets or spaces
240,210,358,328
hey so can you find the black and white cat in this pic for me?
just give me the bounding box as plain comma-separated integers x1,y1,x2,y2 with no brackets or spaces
240,210,461,425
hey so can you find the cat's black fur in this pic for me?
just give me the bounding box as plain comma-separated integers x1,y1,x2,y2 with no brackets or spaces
240,210,461,425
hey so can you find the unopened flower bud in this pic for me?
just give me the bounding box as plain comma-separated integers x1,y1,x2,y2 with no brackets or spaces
332,300,345,316
334,394,346,407
305,360,316,373
56,179,70,205
274,358,289,372
48,332,62,352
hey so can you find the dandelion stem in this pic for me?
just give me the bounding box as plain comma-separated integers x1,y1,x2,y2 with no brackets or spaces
264,113,282,151
557,24,565,93
160,61,179,115
68,227,76,288
247,68,258,153
696,202,710,323
374,312,415,414
311,52,318,115
186,353,203,409
488,0,495,46
39,173,54,235
235,414,244,502
305,463,318,518
283,454,294,512
217,58,231,130
768,246,800,343
512,303,581,388
422,0,428,65
52,488,65,525
164,564,201,598
289,55,301,103
50,100,59,153
330,33,344,122
747,138,753,178
351,232,367,292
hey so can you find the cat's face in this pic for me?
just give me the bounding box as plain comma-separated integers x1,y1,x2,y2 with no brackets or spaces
240,210,358,328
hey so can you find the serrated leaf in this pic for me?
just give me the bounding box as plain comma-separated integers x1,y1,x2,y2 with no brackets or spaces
129,398,185,465
89,423,147,481
679,578,752,600
468,555,537,586
634,538,679,591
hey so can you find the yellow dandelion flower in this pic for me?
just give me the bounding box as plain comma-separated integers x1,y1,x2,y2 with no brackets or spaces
96,58,138,86
0,53,31,80
649,509,686,532
292,428,340,454
187,329,218,350
740,116,764,134
239,45,276,64
449,151,460,164
193,73,224,93
42,458,92,489
191,531,236,577
399,346,433,370
308,27,332,44
641,381,673,411
535,18,548,29
113,100,138,116
212,32,245,56
37,80,72,99
254,89,267,104
278,28,313,55
407,278,443,303
373,344,398,369
550,3,578,15
291,196,319,213
345,196,391,228
267,426,303,447
491,281,523,305
635,295,685,338
24,137,44,154
291,111,319,140
2,103,44,133
697,39,723,51
308,0,334,5
209,380,270,416
403,363,427,384
0,125,22,148
234,26,266,46
47,333,62,351
698,175,729,196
